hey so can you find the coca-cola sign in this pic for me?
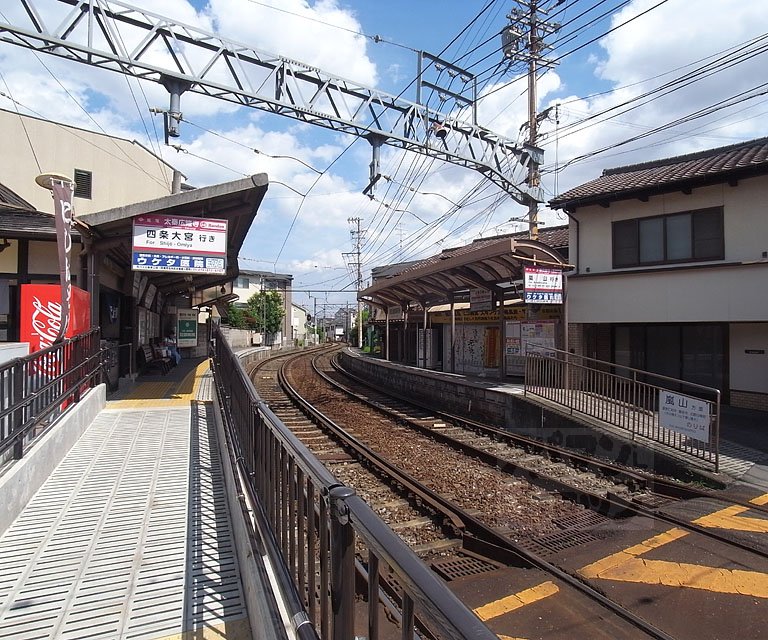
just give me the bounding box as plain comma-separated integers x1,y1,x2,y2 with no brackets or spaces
21,285,91,368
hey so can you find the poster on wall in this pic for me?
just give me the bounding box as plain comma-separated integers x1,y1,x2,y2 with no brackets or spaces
176,309,199,347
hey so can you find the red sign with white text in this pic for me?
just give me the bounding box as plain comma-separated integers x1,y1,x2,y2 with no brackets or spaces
20,284,91,360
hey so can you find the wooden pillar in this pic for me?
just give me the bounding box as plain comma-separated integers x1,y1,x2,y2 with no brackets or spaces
497,289,505,379
385,307,390,361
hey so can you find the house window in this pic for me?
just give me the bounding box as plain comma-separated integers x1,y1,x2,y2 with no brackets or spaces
73,169,92,199
612,207,723,268
235,276,250,288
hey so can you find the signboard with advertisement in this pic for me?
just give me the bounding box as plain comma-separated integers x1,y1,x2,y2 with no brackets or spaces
132,214,228,275
524,266,563,304
20,284,91,355
176,309,199,347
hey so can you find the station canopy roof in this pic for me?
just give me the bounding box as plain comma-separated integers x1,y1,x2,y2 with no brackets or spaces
359,235,570,310
78,174,268,299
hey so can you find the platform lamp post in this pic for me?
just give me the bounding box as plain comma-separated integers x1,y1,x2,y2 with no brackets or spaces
35,172,76,344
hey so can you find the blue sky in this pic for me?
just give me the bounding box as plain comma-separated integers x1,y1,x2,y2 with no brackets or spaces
1,0,768,314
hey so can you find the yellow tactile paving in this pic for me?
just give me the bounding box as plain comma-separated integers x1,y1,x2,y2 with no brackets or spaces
579,525,768,598
473,581,559,621
154,617,251,639
108,360,211,409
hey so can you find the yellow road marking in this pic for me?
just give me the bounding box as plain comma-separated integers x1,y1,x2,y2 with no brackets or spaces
693,492,768,533
473,581,559,621
579,526,768,598
751,493,768,506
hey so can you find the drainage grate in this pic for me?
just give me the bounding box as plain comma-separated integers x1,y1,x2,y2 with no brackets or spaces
521,529,598,556
431,555,502,582
552,510,609,531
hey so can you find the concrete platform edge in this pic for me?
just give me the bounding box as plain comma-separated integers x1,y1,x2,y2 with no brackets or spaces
0,383,106,536
212,391,291,640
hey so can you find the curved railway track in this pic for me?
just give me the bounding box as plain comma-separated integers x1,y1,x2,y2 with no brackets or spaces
248,346,768,640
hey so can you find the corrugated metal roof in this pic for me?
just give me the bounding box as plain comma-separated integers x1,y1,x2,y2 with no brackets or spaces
549,137,768,209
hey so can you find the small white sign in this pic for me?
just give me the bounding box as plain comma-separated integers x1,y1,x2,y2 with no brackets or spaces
470,288,493,311
658,390,711,443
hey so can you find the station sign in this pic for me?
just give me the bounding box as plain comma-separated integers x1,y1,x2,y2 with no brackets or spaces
524,266,563,304
470,288,492,311
132,214,228,275
658,390,711,443
176,309,199,347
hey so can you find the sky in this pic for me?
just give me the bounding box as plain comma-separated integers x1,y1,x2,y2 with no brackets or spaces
1,0,767,315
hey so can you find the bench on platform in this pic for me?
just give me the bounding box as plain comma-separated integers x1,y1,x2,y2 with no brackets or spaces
138,344,173,375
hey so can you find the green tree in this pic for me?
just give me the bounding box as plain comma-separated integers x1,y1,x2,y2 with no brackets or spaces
246,290,285,337
225,303,248,329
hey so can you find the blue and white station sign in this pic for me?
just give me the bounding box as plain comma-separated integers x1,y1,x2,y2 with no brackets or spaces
132,214,228,275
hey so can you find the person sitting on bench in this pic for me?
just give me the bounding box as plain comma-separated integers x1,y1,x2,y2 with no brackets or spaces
165,331,181,365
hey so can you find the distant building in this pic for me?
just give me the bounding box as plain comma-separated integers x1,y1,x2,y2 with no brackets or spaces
231,270,293,345
550,138,768,411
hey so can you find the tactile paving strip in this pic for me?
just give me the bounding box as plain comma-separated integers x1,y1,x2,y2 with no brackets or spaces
0,402,247,639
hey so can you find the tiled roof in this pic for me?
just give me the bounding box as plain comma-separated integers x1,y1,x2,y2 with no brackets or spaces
549,137,768,209
0,182,35,210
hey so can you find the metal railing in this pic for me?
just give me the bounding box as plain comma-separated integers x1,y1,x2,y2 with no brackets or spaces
210,326,496,640
524,348,720,471
0,328,102,464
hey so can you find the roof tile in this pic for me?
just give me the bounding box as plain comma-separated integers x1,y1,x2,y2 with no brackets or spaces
550,137,768,208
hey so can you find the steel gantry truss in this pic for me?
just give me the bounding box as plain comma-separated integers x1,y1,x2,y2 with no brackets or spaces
0,0,539,204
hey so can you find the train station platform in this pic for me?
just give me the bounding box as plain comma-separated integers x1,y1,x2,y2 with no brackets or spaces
0,357,285,640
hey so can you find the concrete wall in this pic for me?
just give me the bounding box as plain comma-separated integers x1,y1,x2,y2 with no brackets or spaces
0,385,106,536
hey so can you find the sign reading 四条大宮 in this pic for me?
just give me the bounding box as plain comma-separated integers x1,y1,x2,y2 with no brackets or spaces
132,214,228,275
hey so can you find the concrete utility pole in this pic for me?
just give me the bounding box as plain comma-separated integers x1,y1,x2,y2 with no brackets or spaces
346,217,365,348
503,0,561,240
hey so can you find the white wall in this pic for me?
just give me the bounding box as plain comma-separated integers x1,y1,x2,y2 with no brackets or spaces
730,324,768,393
0,109,174,215
573,177,768,274
568,264,768,324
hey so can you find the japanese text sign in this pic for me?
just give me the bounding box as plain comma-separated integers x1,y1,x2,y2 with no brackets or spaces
524,266,563,304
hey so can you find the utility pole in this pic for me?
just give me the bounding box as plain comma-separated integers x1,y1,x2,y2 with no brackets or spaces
503,0,560,240
346,217,365,348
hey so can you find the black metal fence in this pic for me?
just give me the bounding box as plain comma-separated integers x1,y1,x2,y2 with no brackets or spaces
0,328,102,464
210,326,496,640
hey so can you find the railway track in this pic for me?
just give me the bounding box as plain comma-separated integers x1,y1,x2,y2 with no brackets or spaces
248,346,768,640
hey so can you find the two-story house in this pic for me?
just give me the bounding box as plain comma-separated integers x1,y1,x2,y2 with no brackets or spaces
231,269,293,345
550,138,768,411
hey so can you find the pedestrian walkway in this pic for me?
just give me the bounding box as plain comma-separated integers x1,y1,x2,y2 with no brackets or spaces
0,359,252,640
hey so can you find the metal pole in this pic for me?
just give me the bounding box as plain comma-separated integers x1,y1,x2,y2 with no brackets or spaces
329,486,355,640
450,296,456,374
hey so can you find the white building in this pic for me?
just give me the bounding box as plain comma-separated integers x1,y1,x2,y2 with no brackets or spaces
231,270,293,345
550,138,768,412
0,107,179,215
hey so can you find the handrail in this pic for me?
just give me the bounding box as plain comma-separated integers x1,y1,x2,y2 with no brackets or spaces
0,328,102,464
524,346,720,471
210,326,497,640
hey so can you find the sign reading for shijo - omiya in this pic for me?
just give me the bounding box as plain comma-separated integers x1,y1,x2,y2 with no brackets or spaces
132,214,228,274
524,266,563,304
